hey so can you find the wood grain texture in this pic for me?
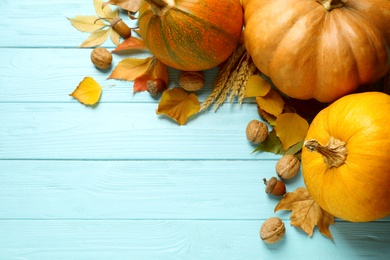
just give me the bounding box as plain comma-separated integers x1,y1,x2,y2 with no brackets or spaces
1,0,390,259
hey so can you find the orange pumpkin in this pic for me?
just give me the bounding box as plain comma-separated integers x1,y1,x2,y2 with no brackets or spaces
302,92,390,222
242,0,390,102
138,0,243,71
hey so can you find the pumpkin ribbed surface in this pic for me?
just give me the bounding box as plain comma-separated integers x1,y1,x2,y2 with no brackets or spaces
243,0,390,102
138,0,243,71
302,92,390,222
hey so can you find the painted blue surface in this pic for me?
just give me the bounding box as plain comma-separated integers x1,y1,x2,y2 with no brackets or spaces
1,0,390,259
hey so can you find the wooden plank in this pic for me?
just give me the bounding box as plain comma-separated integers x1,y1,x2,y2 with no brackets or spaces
0,102,275,160
1,0,131,48
0,48,221,103
1,220,390,259
0,160,303,219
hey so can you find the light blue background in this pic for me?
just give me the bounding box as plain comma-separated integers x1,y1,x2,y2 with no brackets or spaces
1,0,390,259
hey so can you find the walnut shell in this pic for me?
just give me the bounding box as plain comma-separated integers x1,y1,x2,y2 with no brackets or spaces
246,119,268,144
260,217,285,244
91,47,112,69
276,154,300,179
178,71,205,91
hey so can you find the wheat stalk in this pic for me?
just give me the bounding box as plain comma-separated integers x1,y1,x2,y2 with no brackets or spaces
200,44,246,111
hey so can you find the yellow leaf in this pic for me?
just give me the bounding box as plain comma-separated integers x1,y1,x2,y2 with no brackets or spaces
256,89,284,117
109,57,154,81
245,75,271,98
110,28,120,46
69,77,102,105
95,0,118,19
274,113,309,150
275,187,334,239
156,87,200,125
67,15,106,32
80,29,110,47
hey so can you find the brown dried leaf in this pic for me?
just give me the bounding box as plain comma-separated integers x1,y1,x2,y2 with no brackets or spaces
156,87,200,125
108,57,154,81
274,113,309,150
69,77,102,105
103,0,141,12
275,187,334,239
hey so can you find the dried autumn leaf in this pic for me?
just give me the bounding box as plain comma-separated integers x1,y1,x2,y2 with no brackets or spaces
103,0,142,12
108,57,154,81
80,29,110,47
69,77,102,105
156,87,200,125
112,37,147,52
256,89,285,117
252,129,284,155
68,0,119,47
274,113,309,150
95,0,118,19
275,187,334,239
67,15,106,32
244,75,271,98
133,59,168,93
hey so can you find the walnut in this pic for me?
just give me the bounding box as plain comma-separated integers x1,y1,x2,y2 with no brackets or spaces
276,154,300,179
90,47,112,69
178,71,205,91
246,119,268,144
260,217,285,244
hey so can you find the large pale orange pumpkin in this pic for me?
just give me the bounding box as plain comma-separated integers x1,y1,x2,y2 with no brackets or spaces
138,0,243,71
302,92,390,222
242,0,390,102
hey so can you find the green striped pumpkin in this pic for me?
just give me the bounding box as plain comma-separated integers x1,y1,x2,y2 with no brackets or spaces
138,0,243,71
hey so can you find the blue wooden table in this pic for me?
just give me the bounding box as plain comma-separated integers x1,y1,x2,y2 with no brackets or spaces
1,1,390,259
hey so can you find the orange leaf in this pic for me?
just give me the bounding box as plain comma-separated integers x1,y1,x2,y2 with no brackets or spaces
156,87,200,125
244,75,271,98
256,89,285,117
69,77,102,105
274,113,309,150
275,187,334,239
108,57,154,81
133,59,168,93
133,74,151,93
112,37,147,52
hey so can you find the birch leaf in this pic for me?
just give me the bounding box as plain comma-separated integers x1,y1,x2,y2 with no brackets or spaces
245,75,271,98
109,57,154,81
67,15,106,32
69,77,102,105
157,87,200,125
275,113,309,150
103,0,142,12
256,89,285,117
80,29,110,47
275,187,334,239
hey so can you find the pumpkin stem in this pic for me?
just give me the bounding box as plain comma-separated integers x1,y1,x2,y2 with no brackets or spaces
144,0,174,16
304,136,347,168
316,0,345,11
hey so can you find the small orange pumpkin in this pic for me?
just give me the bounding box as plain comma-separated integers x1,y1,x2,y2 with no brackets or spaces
242,0,390,102
302,92,390,222
138,0,243,71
